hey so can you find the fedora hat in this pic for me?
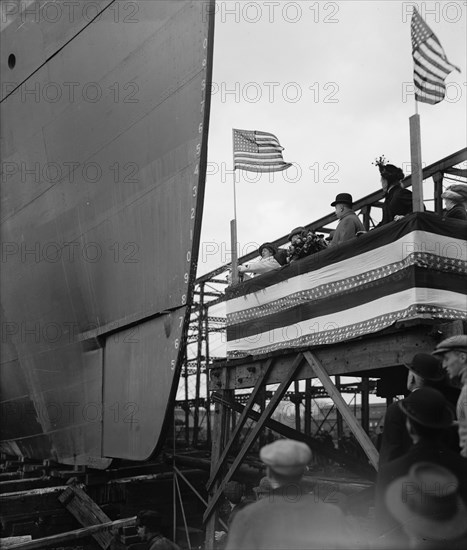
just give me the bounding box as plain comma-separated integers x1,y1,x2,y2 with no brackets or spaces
405,353,444,381
260,439,311,476
258,242,277,256
330,193,353,207
432,335,467,356
399,387,454,429
385,462,467,541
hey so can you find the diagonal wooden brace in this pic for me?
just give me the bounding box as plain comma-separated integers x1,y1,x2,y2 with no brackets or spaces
203,353,303,523
303,351,379,470
206,358,274,491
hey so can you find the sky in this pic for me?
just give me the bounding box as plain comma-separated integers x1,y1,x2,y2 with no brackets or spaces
182,0,467,376
198,0,467,277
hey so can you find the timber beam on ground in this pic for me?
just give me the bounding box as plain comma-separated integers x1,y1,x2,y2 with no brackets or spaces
209,321,456,391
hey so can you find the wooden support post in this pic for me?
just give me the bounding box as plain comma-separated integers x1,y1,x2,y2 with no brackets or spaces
193,284,204,447
335,376,343,443
410,113,424,212
206,359,273,490
304,379,312,437
294,381,301,432
433,171,444,215
204,369,229,550
230,220,238,285
257,384,267,450
303,352,379,470
184,351,189,445
361,377,370,435
203,354,303,524
204,305,211,447
362,205,371,231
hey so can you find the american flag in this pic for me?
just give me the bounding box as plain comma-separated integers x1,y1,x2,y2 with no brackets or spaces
233,129,292,173
411,7,460,105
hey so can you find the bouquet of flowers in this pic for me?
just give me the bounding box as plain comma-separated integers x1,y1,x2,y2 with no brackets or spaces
287,230,327,262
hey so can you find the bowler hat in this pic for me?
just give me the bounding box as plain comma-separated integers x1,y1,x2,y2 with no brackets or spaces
288,227,306,241
330,193,353,207
405,353,444,382
385,462,467,541
260,439,311,476
258,242,277,256
399,387,454,429
432,335,467,356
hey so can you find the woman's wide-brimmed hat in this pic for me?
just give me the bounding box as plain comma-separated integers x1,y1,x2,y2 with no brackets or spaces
258,242,277,256
385,462,467,541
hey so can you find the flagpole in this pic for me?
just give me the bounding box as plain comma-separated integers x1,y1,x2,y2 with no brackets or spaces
409,100,424,212
230,129,239,284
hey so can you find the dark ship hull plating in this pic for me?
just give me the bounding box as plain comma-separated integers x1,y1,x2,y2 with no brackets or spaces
0,0,215,468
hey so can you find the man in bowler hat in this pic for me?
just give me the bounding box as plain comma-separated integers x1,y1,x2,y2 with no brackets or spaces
378,353,459,468
375,387,467,547
433,335,467,457
328,194,365,247
225,439,357,550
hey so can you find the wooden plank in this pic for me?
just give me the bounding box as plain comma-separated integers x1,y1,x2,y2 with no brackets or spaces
203,354,303,523
204,371,229,550
206,358,274,490
303,352,379,470
58,486,112,549
210,325,439,390
410,114,424,212
5,517,135,550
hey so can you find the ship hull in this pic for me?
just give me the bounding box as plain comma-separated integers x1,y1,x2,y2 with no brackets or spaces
0,0,214,467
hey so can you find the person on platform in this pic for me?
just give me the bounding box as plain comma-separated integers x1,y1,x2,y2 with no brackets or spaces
441,184,467,220
135,511,180,550
384,462,467,549
433,335,467,457
378,353,459,468
237,242,286,276
328,193,365,247
375,158,413,226
375,388,467,548
225,439,359,550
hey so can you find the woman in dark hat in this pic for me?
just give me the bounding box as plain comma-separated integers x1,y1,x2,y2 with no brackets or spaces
375,160,414,226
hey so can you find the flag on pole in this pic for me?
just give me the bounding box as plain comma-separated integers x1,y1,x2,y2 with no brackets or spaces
233,129,292,173
411,7,460,105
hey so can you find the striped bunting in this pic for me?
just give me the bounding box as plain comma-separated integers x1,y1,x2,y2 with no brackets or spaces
411,7,460,105
226,215,467,357
233,129,292,173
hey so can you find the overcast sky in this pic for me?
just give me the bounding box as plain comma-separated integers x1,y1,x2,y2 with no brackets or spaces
197,0,467,277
